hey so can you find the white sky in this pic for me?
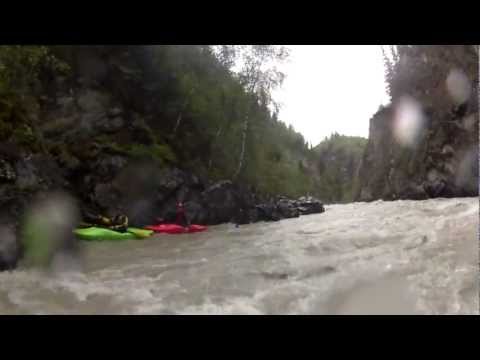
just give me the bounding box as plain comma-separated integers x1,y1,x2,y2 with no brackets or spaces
272,45,391,146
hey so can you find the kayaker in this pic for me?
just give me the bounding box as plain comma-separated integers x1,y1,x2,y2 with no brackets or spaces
110,214,129,233
81,211,129,233
175,202,190,228
81,211,109,228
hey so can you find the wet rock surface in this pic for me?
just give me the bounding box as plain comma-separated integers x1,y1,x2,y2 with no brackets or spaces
0,226,19,271
355,46,478,202
0,160,16,183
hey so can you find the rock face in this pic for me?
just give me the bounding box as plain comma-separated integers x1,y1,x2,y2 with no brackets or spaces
356,46,478,201
0,160,16,183
1,154,326,271
201,181,253,225
0,226,18,271
85,171,326,228
356,105,478,201
0,46,327,271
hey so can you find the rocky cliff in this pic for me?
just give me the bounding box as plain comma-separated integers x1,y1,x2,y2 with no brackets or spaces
0,46,325,270
356,45,478,201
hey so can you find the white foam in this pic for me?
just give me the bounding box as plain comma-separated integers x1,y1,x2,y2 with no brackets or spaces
0,197,477,314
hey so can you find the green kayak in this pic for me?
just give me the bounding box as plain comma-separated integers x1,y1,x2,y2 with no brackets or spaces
73,227,154,241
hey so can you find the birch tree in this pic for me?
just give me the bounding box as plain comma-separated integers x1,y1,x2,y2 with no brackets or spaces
211,45,289,179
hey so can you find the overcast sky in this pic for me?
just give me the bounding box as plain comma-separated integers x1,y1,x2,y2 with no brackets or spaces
272,45,391,146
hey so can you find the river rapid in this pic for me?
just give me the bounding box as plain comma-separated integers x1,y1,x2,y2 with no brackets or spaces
0,197,478,314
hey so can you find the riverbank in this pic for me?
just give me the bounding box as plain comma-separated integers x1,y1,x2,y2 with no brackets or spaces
0,171,325,271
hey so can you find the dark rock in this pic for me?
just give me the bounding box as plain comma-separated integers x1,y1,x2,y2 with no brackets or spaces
423,179,447,197
71,141,101,161
184,201,208,225
106,164,168,226
34,155,69,189
130,115,156,145
107,107,123,118
202,180,240,224
93,183,121,213
188,174,205,191
277,199,300,218
57,151,81,173
232,207,251,225
255,203,281,222
0,226,19,271
247,208,260,223
157,168,187,201
253,196,324,222
96,116,124,133
400,183,428,200
76,90,111,135
0,159,16,183
355,47,478,201
123,197,158,227
0,143,23,162
55,96,76,116
42,117,79,138
95,156,128,180
155,196,179,223
14,159,40,191
177,185,203,206
295,197,325,215
77,90,109,115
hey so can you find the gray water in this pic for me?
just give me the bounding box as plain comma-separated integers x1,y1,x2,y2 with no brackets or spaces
0,197,478,314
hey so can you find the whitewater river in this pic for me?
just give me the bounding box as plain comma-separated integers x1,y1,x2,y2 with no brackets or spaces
0,197,478,314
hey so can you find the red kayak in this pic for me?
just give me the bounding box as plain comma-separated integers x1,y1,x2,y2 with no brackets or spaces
145,224,207,234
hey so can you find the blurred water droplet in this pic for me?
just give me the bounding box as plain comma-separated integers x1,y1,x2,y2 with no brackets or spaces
446,68,471,105
455,147,478,193
334,275,419,315
21,191,81,270
462,114,476,131
393,96,425,148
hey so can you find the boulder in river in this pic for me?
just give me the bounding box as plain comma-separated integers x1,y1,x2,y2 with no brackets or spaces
295,196,325,215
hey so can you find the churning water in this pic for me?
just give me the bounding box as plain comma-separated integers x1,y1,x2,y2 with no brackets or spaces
0,197,478,314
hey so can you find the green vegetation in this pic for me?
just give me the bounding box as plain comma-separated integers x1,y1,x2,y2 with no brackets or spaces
93,133,177,166
381,45,478,104
0,45,367,202
1,46,70,154
126,45,311,196
124,143,177,164
0,45,69,95
312,133,367,203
